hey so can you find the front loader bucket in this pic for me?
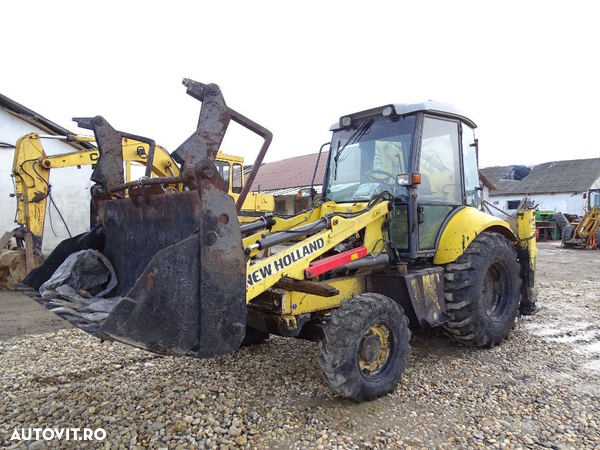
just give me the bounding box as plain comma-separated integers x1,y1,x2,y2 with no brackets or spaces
20,174,247,357
17,79,273,359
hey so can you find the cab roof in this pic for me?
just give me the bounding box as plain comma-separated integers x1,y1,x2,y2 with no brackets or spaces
330,101,477,131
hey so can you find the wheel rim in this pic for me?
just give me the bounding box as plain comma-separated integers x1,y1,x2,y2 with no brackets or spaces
481,262,511,318
358,324,392,380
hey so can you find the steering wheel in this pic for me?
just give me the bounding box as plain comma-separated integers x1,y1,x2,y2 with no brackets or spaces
366,170,396,185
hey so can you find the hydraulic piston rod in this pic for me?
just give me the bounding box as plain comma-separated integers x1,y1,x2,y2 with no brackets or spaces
240,215,277,236
248,218,329,251
331,253,389,274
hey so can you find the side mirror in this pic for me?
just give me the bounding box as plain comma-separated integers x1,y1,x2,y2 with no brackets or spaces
396,173,422,187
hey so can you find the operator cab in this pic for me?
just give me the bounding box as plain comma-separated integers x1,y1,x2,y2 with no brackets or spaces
324,102,481,259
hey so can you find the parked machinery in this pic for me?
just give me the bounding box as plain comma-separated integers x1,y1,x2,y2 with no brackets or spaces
18,79,537,401
561,206,600,249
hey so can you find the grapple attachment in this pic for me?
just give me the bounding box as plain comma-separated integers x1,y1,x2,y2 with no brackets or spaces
19,79,272,358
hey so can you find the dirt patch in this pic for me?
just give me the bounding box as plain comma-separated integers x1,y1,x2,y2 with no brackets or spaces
0,289,71,339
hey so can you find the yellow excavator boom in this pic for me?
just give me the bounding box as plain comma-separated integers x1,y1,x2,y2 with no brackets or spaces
11,133,182,243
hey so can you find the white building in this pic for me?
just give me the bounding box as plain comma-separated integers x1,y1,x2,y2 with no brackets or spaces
0,93,94,253
481,159,600,216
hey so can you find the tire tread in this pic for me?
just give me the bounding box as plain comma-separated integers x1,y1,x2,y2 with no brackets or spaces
442,232,521,347
319,293,411,401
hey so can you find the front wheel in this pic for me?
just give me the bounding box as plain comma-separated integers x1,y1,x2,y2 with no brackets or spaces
319,293,411,401
442,232,522,347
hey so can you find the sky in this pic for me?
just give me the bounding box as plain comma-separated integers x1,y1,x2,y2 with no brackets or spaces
2,1,598,169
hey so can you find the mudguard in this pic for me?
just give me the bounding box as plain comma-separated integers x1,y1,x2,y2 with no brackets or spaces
434,207,516,265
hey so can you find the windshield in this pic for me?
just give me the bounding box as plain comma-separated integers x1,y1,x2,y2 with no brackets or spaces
325,114,416,202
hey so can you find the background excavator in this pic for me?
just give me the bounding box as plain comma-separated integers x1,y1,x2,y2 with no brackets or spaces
0,131,274,288
18,79,537,401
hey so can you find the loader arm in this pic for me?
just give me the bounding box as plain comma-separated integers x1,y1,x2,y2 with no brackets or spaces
245,200,391,302
18,78,390,360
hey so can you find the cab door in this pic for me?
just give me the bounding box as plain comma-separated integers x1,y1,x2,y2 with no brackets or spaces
461,124,481,208
416,116,463,252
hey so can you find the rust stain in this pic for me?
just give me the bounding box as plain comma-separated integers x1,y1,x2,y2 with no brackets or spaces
31,191,47,202
140,273,155,292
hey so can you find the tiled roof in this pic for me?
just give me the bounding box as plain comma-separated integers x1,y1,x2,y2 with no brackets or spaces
481,158,600,195
0,93,94,150
249,151,328,191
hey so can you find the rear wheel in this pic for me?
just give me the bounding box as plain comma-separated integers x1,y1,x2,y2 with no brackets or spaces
319,293,411,401
562,224,575,246
442,232,521,347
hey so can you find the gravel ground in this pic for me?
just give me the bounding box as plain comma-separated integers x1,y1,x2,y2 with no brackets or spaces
1,243,599,449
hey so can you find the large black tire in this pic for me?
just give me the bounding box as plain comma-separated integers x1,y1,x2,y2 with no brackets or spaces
442,232,521,348
319,293,411,401
562,224,575,246
595,229,600,250
554,212,569,232
241,326,269,347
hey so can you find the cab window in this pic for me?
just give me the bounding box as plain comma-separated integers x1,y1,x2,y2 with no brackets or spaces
462,124,480,208
232,163,243,194
417,117,461,250
326,115,416,202
418,117,461,204
215,161,230,188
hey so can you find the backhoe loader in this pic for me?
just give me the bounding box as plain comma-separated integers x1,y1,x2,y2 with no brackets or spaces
18,79,537,401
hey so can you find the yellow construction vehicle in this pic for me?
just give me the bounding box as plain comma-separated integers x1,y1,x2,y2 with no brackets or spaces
18,79,537,401
561,206,600,249
212,152,275,222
